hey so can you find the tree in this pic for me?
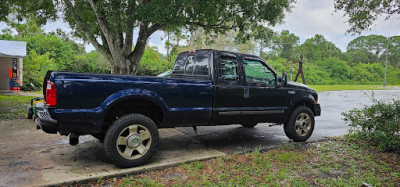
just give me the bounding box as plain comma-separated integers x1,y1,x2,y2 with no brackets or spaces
346,35,387,63
186,28,255,54
2,0,294,74
334,0,400,33
296,34,342,62
271,30,299,60
237,25,275,56
386,36,400,67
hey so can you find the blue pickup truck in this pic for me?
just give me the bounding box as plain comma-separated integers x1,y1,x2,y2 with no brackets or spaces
37,49,321,167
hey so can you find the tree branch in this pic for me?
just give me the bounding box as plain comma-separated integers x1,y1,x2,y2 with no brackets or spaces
87,0,113,44
64,0,112,63
123,0,135,55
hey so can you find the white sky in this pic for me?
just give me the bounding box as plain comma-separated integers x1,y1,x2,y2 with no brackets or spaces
2,0,400,55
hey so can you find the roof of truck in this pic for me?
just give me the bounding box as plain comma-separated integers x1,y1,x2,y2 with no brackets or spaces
179,49,262,59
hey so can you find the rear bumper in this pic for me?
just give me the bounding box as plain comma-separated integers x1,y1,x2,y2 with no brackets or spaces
314,104,321,116
36,104,58,134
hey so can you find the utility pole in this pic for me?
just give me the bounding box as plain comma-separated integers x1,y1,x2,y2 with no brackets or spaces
384,37,390,87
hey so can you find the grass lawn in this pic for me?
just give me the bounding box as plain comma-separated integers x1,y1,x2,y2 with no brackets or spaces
308,85,398,92
89,138,399,186
0,94,34,120
31,90,43,95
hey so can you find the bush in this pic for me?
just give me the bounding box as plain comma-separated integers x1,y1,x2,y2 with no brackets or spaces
342,96,400,153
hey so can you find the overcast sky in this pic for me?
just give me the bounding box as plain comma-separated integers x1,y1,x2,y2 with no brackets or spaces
7,0,400,55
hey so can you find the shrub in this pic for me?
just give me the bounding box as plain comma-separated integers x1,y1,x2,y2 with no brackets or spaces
342,96,400,153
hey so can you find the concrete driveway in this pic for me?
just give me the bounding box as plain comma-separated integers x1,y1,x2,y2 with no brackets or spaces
1,89,399,186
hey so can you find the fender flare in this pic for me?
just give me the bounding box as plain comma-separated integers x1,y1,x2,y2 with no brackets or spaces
99,88,169,123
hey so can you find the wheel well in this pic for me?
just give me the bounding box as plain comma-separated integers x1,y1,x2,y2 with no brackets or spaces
291,100,315,115
102,99,163,132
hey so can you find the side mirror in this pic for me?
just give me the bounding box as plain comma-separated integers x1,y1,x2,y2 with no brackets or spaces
282,72,288,87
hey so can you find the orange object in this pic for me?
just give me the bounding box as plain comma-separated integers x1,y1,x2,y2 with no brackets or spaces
9,68,20,78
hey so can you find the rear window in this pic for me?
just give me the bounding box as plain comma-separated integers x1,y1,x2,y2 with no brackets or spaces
172,51,210,77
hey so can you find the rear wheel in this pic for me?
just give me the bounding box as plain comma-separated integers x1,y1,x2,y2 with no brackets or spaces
104,113,159,168
284,106,314,142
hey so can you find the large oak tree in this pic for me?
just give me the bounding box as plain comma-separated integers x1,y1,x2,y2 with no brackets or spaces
335,0,400,34
1,0,294,74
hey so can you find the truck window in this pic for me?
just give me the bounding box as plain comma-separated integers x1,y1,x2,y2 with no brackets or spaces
193,54,209,75
173,56,187,74
172,52,210,77
243,59,275,86
219,56,238,81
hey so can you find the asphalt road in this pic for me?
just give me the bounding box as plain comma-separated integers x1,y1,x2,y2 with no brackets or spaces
177,89,400,153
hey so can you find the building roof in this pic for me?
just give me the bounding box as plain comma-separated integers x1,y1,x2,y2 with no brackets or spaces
0,40,27,58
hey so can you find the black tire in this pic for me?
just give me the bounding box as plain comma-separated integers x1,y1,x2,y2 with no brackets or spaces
104,114,159,168
284,106,315,142
241,123,258,128
26,107,33,119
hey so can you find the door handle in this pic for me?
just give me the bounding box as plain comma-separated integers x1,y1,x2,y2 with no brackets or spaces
244,87,249,98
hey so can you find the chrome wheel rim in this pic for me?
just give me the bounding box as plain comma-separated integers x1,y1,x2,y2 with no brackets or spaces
295,113,312,136
116,124,152,160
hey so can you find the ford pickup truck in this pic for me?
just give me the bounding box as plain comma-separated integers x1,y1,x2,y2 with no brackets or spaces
37,49,321,168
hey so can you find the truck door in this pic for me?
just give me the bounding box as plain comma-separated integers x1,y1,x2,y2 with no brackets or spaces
211,53,245,125
240,57,287,123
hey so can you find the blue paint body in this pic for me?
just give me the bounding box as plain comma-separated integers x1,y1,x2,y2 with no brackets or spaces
42,49,320,135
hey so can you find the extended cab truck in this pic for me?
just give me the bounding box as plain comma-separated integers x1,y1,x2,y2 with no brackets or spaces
37,49,321,168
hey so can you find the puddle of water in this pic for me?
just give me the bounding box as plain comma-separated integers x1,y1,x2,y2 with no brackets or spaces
8,161,29,168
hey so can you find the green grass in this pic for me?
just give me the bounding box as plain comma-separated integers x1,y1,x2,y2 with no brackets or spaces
0,94,34,120
90,138,400,186
30,90,43,95
309,85,398,92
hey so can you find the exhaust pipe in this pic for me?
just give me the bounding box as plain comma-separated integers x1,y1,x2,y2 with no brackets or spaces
69,133,79,146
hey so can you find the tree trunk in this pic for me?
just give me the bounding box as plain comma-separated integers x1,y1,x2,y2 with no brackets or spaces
166,32,170,62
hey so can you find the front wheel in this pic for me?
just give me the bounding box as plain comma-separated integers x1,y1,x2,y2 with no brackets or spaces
284,106,315,142
104,114,159,168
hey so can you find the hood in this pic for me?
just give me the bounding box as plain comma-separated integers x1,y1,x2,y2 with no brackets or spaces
286,81,314,91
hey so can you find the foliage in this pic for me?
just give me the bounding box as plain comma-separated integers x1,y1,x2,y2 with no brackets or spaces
136,46,173,76
342,97,400,153
186,29,255,54
296,34,343,62
237,25,275,56
346,35,387,63
270,30,300,60
0,19,110,90
269,55,400,85
334,0,400,34
1,0,295,74
20,51,56,90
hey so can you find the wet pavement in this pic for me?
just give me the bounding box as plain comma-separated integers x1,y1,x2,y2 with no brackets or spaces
176,89,400,153
1,89,399,186
0,120,224,187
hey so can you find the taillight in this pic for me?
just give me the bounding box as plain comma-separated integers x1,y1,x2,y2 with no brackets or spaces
46,81,57,106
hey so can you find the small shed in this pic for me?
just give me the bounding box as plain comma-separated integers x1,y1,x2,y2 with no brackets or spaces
0,40,26,90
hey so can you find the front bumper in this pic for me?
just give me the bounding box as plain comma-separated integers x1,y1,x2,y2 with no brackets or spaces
35,103,58,134
314,104,321,116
